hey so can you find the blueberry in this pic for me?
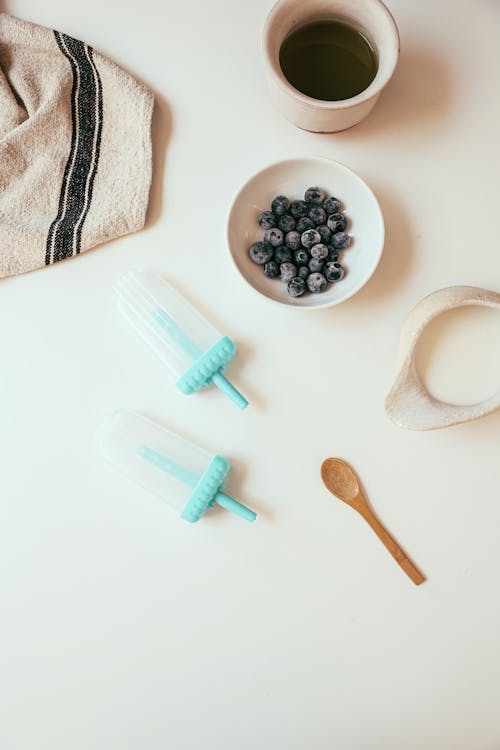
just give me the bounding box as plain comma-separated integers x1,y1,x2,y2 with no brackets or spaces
335,213,348,231
324,261,345,282
298,266,310,280
278,213,296,232
301,229,321,249
323,196,341,214
263,261,279,278
263,227,284,247
326,246,339,262
285,230,301,251
331,232,351,250
296,216,314,233
317,224,332,244
304,186,326,205
307,272,327,293
294,249,310,265
310,243,329,260
280,262,298,282
271,195,289,217
274,246,292,264
327,212,347,233
308,206,327,226
289,200,308,219
308,257,324,273
287,276,307,297
258,210,277,230
249,241,273,265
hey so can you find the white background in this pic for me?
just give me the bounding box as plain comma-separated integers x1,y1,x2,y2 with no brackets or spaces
1,1,500,748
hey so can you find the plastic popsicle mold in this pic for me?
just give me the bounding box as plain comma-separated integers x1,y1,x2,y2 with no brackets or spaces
99,411,257,523
114,270,248,409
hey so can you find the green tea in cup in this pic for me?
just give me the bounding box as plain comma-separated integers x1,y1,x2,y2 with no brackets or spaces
279,19,378,101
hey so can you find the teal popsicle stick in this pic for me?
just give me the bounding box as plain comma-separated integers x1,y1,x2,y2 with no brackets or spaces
214,492,257,522
212,372,249,410
138,444,199,487
152,307,248,408
153,308,202,360
138,444,256,523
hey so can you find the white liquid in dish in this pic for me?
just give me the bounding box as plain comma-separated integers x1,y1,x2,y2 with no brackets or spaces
415,306,500,405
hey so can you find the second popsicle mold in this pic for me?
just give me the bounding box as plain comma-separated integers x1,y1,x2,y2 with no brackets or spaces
99,411,257,523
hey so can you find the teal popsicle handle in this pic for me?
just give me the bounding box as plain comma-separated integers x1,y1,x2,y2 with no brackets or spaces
212,372,248,410
138,444,256,523
214,492,256,522
153,308,247,408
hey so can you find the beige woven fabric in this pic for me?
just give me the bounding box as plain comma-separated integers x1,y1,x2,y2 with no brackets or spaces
0,13,154,277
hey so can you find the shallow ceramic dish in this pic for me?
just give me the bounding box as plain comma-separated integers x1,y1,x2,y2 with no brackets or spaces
227,157,384,309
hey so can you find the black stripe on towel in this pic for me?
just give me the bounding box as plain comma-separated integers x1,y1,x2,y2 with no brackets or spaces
45,31,103,265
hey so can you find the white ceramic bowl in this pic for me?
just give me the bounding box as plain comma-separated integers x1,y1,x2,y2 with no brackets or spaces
227,157,384,310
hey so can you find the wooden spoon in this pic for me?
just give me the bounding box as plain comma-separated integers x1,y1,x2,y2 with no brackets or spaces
321,458,425,586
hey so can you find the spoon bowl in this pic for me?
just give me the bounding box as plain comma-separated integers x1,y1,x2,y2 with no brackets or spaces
321,457,359,503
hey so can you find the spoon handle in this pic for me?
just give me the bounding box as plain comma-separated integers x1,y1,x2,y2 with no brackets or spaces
359,507,425,586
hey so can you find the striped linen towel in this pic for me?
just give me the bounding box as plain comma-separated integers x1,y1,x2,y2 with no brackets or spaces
0,13,154,277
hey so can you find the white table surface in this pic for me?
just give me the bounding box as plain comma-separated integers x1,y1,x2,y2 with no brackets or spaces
1,1,500,748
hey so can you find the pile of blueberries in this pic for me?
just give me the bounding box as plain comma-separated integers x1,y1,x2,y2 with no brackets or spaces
248,187,351,297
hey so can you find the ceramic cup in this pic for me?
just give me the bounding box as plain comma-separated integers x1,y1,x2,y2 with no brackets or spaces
263,0,400,132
